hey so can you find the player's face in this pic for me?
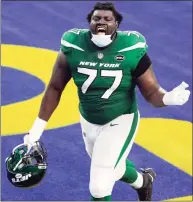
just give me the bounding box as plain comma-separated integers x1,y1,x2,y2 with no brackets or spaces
90,10,118,35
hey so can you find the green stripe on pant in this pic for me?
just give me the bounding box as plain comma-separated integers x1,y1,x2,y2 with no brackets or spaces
114,111,139,168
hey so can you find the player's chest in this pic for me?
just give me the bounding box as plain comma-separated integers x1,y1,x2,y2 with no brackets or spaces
67,50,135,88
67,50,135,73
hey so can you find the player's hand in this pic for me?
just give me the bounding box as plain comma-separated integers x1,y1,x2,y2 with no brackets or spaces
24,117,47,153
163,81,191,106
24,133,41,153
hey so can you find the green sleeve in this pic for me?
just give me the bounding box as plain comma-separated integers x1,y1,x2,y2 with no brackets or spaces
127,31,148,70
60,28,80,54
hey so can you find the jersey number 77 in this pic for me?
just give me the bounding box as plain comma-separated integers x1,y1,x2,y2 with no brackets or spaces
77,67,123,99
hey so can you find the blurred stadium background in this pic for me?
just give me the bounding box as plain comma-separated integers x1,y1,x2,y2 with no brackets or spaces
1,1,192,201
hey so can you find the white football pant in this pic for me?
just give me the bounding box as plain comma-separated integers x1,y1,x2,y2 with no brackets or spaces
80,111,140,198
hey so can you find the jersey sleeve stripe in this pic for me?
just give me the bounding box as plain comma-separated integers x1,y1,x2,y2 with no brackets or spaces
118,42,147,53
61,39,85,52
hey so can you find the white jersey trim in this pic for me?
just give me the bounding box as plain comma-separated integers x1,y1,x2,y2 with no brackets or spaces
118,42,146,53
61,39,85,51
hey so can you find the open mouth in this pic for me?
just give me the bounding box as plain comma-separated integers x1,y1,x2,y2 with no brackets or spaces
96,25,107,35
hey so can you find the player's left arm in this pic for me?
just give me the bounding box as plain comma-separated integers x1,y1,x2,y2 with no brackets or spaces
134,58,166,107
134,54,190,107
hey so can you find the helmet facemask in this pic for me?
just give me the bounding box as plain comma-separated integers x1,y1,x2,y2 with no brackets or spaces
6,141,48,188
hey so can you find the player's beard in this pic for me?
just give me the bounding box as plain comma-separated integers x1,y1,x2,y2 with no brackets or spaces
91,29,117,48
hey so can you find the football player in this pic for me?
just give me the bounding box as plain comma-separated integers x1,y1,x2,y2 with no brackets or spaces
23,2,190,201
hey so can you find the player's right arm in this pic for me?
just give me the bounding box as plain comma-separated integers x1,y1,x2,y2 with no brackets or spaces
39,29,80,120
24,29,77,150
38,51,71,121
38,29,80,121
24,51,71,150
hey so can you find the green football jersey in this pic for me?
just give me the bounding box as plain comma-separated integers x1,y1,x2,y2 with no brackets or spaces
60,29,148,124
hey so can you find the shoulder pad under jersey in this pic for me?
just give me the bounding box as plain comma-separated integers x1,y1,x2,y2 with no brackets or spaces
118,31,148,63
118,30,148,52
60,28,86,53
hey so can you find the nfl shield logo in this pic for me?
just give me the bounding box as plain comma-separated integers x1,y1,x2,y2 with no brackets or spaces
98,52,104,59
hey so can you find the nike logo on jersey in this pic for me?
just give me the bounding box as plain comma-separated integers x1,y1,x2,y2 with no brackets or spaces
110,123,118,127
